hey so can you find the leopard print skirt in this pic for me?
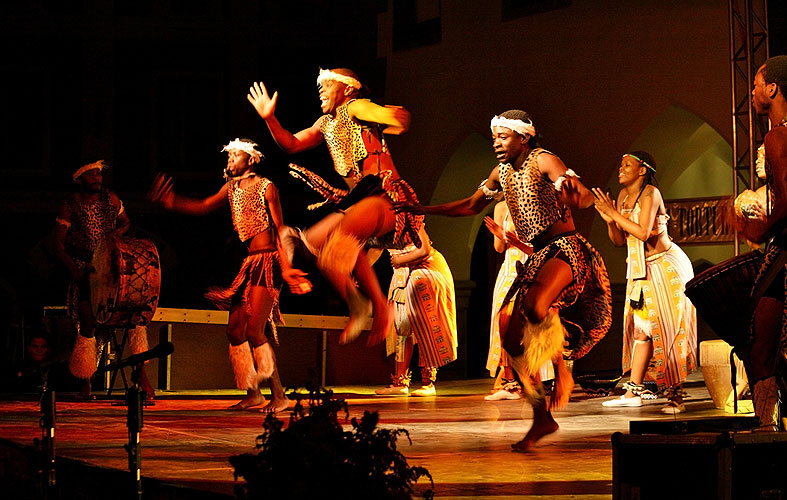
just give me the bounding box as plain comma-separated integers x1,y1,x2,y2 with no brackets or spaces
205,250,284,343
501,232,612,360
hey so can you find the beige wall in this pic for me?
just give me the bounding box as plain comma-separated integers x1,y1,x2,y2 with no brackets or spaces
375,0,732,280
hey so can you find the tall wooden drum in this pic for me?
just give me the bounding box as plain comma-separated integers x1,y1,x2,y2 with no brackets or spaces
90,236,161,327
684,251,763,348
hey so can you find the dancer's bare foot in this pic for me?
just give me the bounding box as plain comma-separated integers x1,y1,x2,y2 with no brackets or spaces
227,392,264,410
367,302,394,346
511,419,559,453
549,360,574,410
340,315,367,344
76,380,96,401
138,369,156,402
339,291,372,344
259,397,291,414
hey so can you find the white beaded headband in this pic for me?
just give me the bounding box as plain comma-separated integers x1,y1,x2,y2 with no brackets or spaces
221,138,262,162
490,115,536,138
317,68,361,90
72,160,106,181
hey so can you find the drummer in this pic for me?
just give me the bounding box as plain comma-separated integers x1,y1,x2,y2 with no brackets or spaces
54,160,156,400
149,138,309,413
740,54,787,431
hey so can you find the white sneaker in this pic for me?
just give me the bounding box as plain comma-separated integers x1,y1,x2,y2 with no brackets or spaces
374,385,409,395
602,395,642,407
484,389,521,401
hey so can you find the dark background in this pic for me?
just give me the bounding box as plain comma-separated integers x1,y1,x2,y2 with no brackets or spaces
1,0,786,381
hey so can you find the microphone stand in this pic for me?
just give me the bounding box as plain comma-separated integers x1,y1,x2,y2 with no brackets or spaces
34,374,56,498
124,363,144,500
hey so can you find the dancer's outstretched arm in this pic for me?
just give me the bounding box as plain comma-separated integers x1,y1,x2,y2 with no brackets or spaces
247,81,324,153
348,100,410,135
396,166,501,217
148,173,227,215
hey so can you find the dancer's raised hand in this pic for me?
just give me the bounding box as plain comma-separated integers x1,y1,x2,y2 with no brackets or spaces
148,173,175,209
247,81,278,120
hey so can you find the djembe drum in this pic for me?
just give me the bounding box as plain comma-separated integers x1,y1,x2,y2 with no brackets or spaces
90,236,161,327
684,251,763,349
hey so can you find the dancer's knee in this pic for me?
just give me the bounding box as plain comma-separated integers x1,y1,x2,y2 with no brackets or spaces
226,324,246,346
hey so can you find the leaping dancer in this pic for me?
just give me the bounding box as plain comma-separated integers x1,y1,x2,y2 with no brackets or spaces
247,68,423,345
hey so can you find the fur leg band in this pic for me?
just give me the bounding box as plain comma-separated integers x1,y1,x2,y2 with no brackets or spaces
229,342,257,390
69,334,98,379
128,325,150,355
253,342,275,382
521,309,566,376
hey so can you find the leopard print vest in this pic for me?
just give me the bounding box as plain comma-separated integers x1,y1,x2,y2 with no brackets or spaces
65,189,120,254
319,99,370,179
228,176,272,243
499,148,562,242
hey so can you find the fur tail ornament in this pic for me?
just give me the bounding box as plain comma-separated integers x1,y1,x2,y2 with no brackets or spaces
522,308,567,376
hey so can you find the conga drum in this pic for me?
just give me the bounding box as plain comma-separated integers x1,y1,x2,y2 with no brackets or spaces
90,236,161,327
684,251,763,348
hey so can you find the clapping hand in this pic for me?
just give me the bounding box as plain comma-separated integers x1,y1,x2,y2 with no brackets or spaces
591,187,617,223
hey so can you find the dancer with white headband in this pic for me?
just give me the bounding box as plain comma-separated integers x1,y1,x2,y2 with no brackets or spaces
149,138,308,413
54,160,156,401
247,68,424,345
397,109,612,452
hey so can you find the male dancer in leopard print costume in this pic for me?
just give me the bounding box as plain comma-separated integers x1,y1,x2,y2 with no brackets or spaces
247,69,423,345
54,160,155,399
399,110,612,451
149,139,308,412
739,55,787,431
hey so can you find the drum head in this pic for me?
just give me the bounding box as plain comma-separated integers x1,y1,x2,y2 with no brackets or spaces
90,238,118,325
90,236,161,327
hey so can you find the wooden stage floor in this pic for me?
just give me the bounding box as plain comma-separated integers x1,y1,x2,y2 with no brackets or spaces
0,373,740,499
